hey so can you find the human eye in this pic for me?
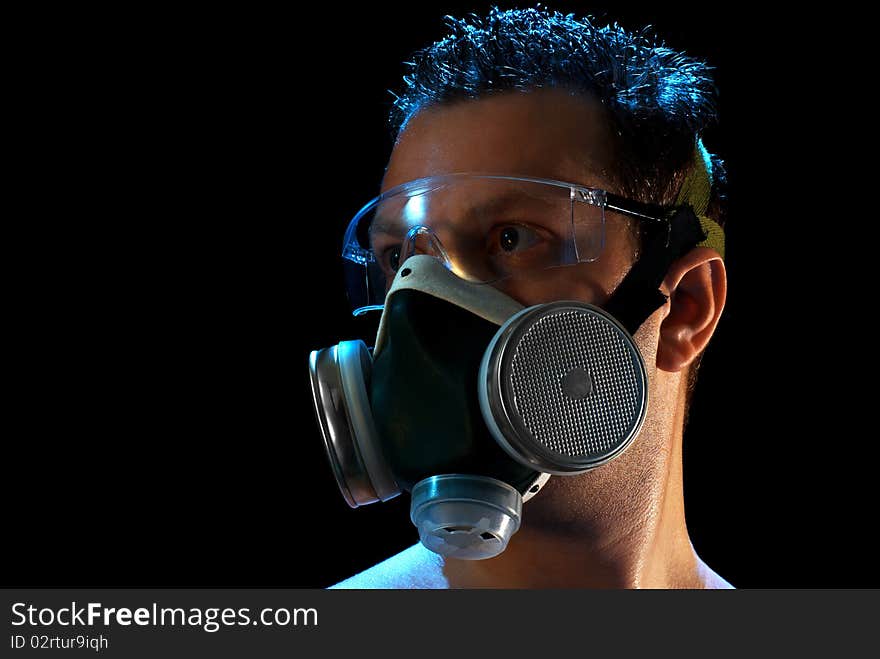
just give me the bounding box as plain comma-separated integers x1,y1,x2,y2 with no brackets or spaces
376,242,402,274
487,223,546,256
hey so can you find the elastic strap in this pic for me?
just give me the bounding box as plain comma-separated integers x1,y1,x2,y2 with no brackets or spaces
603,205,705,335
679,139,725,259
603,139,725,335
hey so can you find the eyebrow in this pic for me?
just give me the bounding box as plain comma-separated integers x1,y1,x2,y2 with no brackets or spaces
369,190,559,238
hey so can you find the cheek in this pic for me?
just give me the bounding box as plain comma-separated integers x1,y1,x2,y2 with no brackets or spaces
492,250,636,307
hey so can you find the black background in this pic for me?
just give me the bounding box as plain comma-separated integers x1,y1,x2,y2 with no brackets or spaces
9,3,873,588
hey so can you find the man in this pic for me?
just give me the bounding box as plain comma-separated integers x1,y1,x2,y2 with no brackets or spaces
324,6,731,588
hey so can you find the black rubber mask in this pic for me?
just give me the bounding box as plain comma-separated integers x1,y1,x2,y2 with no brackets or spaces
370,288,539,494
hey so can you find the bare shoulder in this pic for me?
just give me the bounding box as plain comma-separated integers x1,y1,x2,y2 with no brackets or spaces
328,544,450,589
695,556,735,589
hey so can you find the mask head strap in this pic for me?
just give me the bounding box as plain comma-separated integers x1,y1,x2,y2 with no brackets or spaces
603,139,725,335
680,140,726,258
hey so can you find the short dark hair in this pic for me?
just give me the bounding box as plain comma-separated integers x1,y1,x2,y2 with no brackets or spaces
389,5,728,420
390,5,726,213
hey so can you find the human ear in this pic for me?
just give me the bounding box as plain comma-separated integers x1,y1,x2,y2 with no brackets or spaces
656,247,727,373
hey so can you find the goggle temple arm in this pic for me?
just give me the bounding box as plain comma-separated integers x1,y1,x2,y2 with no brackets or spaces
603,204,707,336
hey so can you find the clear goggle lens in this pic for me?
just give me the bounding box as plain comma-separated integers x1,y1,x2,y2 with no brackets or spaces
342,174,607,315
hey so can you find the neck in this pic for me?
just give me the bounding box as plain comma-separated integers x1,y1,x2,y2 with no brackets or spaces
439,372,721,589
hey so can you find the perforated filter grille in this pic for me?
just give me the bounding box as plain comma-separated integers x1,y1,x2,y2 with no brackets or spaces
508,310,644,459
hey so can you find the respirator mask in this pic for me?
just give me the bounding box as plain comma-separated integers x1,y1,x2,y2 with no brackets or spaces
309,143,725,560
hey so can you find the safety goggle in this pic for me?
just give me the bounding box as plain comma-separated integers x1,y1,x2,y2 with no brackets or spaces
342,173,672,315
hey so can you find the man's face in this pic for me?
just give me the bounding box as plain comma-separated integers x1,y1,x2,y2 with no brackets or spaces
378,89,687,538
381,88,642,308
